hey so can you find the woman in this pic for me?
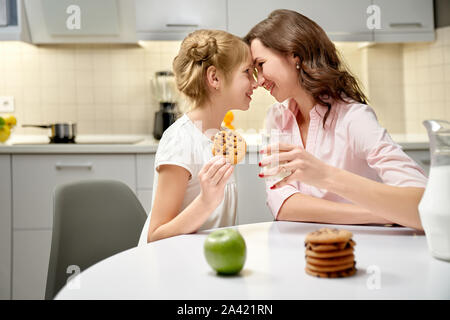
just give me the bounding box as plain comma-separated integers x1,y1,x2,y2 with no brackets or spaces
244,10,427,230
139,29,257,244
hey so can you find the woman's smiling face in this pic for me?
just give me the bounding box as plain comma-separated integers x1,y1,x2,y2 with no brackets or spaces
250,38,300,102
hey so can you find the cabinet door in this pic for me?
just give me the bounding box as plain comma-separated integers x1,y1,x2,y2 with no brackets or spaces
235,153,274,225
228,0,373,41
136,0,227,40
0,155,11,299
12,154,137,229
12,230,52,300
23,0,136,43
373,0,434,42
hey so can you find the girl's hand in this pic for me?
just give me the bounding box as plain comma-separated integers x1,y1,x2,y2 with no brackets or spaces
259,143,336,190
198,156,234,208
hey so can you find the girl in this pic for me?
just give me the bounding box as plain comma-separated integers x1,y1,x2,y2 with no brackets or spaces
245,10,427,230
139,30,257,244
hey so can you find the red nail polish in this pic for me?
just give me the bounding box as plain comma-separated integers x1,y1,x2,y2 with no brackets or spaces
270,185,276,190
258,162,262,167
258,173,264,178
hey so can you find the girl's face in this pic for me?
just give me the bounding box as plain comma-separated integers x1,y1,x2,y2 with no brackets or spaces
222,53,258,111
250,39,300,102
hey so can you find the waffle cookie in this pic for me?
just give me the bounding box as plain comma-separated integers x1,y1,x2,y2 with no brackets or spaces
305,228,357,278
212,130,246,165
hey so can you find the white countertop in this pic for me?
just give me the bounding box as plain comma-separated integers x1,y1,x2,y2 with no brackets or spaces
55,221,450,300
0,133,429,154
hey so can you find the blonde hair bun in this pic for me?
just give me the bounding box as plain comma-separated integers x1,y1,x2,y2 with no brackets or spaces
188,37,218,63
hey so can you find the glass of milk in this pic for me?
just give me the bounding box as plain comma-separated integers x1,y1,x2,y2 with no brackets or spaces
260,130,295,185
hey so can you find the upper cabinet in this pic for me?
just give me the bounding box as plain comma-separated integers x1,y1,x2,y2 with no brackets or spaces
0,0,437,43
0,0,31,41
228,0,373,42
23,0,137,43
135,0,227,40
373,0,434,42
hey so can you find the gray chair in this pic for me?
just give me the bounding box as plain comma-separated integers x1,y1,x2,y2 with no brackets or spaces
45,179,147,300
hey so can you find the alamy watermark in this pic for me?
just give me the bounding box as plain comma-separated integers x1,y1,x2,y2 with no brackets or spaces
66,265,81,290
66,4,81,30
366,265,382,290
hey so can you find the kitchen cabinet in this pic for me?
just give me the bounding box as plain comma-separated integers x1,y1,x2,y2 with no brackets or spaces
235,152,274,225
228,0,373,41
0,0,30,41
6,152,154,300
0,155,11,299
13,154,137,229
372,0,434,42
135,0,227,40
23,0,136,43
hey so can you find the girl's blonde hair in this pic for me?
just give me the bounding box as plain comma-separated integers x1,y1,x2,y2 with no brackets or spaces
173,29,250,108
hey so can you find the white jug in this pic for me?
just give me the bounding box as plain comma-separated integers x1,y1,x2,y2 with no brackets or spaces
419,120,450,261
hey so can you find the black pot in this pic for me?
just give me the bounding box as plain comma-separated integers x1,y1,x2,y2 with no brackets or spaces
22,123,77,143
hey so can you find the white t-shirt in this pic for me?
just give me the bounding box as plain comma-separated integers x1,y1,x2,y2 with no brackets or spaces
138,114,237,246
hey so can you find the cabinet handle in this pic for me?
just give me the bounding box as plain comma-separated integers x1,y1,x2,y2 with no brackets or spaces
166,24,199,28
389,23,422,28
55,162,93,170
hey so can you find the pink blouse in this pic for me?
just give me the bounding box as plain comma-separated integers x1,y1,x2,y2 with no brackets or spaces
264,98,428,219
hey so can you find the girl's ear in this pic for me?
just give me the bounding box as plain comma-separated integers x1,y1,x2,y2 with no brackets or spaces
206,65,220,90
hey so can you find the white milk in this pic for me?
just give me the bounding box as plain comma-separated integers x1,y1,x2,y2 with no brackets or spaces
419,165,450,261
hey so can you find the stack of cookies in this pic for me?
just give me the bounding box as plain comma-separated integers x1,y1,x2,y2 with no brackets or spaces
304,228,357,278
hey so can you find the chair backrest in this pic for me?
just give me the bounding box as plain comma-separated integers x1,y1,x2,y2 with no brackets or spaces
45,179,147,300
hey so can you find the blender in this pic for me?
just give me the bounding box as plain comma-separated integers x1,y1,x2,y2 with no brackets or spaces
150,71,181,140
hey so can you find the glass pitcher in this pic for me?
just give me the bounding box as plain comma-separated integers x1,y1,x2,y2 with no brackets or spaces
418,120,450,261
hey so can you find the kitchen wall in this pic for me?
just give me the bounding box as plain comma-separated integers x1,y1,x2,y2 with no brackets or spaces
0,26,449,136
403,27,450,134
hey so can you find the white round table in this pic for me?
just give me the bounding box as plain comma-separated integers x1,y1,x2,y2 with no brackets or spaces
55,221,450,299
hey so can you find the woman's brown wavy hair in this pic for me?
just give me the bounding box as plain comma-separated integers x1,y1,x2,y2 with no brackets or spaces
244,9,368,127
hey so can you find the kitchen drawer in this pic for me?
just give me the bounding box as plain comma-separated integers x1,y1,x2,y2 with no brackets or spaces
12,229,52,300
12,154,137,229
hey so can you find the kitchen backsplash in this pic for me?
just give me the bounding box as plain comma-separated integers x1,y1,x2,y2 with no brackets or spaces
0,26,449,135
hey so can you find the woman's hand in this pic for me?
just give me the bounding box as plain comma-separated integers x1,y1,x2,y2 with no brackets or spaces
259,143,337,190
198,155,234,208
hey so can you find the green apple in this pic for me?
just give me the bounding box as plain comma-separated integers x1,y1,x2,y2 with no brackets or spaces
204,228,246,275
